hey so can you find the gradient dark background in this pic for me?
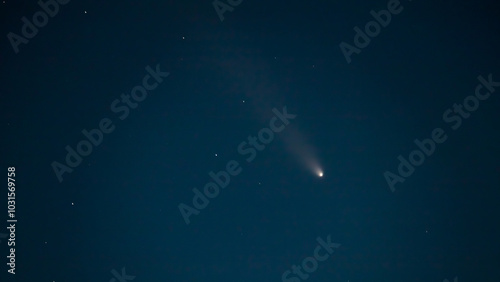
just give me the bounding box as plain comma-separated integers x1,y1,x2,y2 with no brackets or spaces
1,0,499,281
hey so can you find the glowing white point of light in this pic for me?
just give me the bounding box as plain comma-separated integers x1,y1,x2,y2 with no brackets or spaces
318,171,323,177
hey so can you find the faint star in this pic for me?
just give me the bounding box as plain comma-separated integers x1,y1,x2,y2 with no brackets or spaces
71,202,74,206
215,153,218,157
182,36,185,40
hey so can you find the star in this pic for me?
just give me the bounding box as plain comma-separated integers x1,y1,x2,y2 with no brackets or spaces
71,202,74,206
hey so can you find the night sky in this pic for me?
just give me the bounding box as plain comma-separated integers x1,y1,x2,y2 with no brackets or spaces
1,0,499,281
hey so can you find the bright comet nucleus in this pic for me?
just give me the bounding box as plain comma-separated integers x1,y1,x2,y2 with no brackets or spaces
318,171,323,178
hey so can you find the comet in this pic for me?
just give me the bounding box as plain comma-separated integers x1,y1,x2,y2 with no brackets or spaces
218,53,323,179
280,125,323,178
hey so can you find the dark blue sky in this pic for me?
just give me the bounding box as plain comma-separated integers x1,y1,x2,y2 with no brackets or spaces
1,0,499,281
